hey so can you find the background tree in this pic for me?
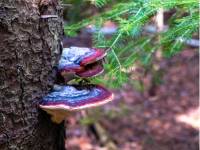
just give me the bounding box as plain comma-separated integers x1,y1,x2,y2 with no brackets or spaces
0,0,65,149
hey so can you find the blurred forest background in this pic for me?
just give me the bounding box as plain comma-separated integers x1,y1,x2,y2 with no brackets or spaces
62,0,199,150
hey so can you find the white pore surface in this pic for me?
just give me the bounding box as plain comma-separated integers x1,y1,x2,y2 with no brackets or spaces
58,47,94,69
43,85,101,103
53,85,89,98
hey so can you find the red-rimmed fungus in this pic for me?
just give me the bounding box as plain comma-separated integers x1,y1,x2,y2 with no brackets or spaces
58,47,106,80
39,85,113,123
58,47,106,72
40,46,113,124
75,61,104,78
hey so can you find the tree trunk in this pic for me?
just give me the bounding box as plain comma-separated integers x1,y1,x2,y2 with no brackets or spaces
0,0,65,149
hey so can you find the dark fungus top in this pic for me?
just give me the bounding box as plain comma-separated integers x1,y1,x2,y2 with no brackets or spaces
75,61,104,78
39,84,113,110
58,47,106,72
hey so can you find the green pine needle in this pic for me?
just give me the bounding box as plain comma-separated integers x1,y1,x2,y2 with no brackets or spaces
63,0,199,88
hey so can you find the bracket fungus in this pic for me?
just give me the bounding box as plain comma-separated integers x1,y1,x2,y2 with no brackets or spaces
39,46,113,124
75,61,104,78
39,85,113,123
58,47,106,73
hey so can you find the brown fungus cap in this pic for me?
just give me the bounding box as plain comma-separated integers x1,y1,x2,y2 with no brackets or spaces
39,84,113,124
58,47,106,73
75,61,104,78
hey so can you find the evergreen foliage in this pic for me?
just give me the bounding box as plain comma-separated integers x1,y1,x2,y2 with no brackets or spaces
63,0,199,88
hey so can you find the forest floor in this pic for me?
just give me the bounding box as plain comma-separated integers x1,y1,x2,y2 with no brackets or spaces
65,48,199,150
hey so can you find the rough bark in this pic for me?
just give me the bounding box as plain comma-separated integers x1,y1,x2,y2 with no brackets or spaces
0,0,65,149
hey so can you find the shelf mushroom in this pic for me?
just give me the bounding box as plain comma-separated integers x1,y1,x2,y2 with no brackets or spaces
39,84,113,124
75,61,104,78
58,47,106,80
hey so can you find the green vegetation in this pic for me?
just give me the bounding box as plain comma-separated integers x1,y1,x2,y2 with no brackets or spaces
63,0,199,88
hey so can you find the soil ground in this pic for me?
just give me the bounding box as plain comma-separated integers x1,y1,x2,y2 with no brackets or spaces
65,48,199,150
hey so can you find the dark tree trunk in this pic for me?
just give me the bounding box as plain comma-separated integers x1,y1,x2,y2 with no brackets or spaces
0,0,65,149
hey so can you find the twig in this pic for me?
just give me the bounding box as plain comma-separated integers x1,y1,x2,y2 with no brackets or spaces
108,33,122,69
87,25,199,47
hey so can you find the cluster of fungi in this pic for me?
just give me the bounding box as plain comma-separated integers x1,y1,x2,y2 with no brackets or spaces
39,46,114,124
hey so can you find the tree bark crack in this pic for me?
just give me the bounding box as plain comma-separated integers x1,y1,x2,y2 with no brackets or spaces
14,50,26,125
